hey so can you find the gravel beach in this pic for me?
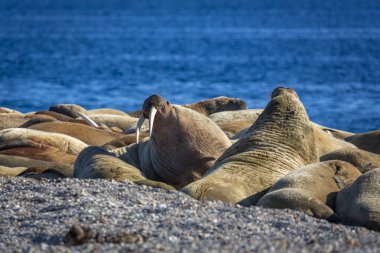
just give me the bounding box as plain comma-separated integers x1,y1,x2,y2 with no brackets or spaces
0,177,379,252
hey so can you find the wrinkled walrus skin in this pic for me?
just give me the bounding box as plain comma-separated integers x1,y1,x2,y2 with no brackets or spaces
112,95,232,189
257,160,362,221
181,87,318,206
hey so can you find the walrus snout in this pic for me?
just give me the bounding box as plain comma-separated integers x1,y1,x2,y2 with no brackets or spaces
141,95,168,118
136,94,171,144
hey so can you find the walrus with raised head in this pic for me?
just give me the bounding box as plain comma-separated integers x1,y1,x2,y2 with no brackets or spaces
181,87,319,205
86,94,232,189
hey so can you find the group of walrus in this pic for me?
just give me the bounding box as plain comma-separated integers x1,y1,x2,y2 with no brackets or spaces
0,87,379,232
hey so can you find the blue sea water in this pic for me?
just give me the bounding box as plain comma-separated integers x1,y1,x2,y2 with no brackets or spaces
0,0,379,132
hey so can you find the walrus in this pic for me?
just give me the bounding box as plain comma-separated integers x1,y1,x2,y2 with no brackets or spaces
0,139,77,164
74,146,175,191
257,160,362,221
0,128,87,155
208,109,263,135
49,104,88,119
77,114,138,132
183,96,248,116
28,121,126,146
108,94,232,189
34,110,74,121
336,168,380,231
181,87,318,206
345,130,380,154
87,108,129,116
129,96,247,117
0,154,73,177
311,122,354,139
0,165,28,177
208,109,263,126
0,113,57,130
0,107,23,114
321,148,380,173
310,122,357,157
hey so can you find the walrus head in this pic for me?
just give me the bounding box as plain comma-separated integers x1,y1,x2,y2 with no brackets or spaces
271,87,299,99
136,95,172,143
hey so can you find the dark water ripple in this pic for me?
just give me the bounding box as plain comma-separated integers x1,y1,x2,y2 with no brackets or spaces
0,0,379,132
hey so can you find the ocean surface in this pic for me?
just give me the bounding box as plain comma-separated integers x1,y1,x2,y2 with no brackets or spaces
0,0,379,132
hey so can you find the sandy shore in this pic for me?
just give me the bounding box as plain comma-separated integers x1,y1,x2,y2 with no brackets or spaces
0,177,379,252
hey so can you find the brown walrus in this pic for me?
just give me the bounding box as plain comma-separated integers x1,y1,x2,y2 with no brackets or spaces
181,87,318,206
107,94,232,189
320,148,380,173
257,160,362,221
345,130,380,154
49,104,88,119
129,96,247,117
28,121,126,146
0,139,77,164
310,122,357,157
183,96,248,116
34,110,74,121
0,113,57,130
0,154,73,177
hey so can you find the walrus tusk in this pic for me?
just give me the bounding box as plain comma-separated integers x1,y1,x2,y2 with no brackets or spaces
78,112,100,128
136,115,145,144
149,107,158,138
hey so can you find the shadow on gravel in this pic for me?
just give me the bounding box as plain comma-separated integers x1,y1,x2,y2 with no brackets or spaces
63,224,146,246
32,234,62,245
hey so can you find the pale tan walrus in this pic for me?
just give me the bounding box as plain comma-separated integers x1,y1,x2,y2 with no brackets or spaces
107,94,232,189
0,128,87,156
181,87,318,206
336,168,380,231
257,160,362,221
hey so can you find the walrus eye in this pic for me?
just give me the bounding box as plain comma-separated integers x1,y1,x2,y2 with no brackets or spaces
166,101,170,105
